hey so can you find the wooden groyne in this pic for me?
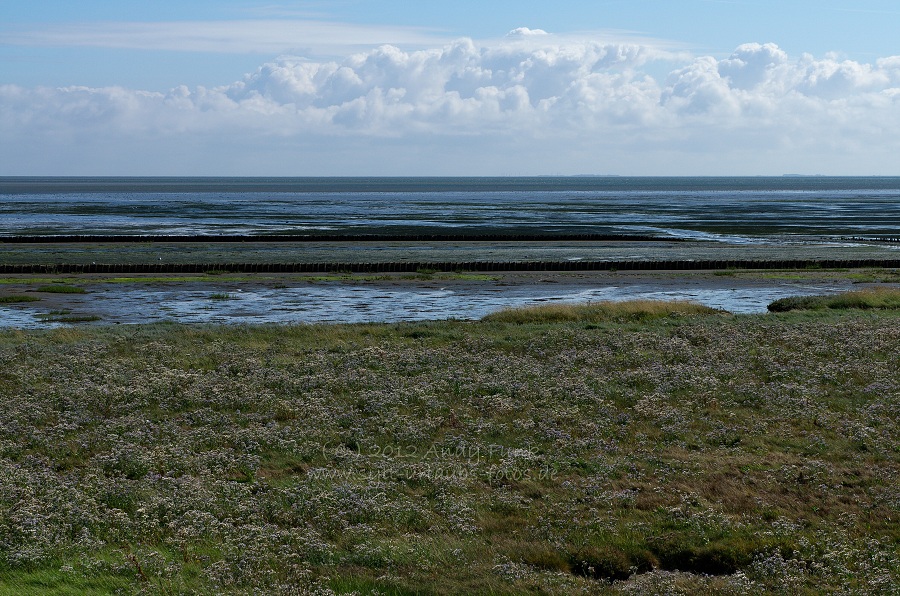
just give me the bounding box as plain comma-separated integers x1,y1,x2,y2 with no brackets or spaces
841,236,900,243
2,259,899,275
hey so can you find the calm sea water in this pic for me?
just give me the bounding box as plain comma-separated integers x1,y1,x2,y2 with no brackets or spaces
2,176,900,241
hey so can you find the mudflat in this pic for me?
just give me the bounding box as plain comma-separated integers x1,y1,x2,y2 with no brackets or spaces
2,268,899,326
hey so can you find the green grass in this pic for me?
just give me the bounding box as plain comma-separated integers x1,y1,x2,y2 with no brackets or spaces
846,269,900,283
0,295,40,303
36,314,102,323
209,292,236,300
34,285,87,294
106,276,251,283
768,286,900,312
329,576,424,595
0,569,132,596
304,274,391,282
482,299,723,323
34,310,101,323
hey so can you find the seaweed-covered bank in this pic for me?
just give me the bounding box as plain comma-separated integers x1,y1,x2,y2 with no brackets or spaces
0,302,898,594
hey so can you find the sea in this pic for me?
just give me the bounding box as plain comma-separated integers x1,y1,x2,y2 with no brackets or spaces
2,176,900,240
2,177,899,326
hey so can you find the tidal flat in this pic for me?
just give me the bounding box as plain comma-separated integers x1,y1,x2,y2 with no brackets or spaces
0,305,898,594
1,238,899,267
2,268,898,328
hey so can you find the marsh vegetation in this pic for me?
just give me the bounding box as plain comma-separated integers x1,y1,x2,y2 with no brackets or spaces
481,300,722,324
768,286,900,312
0,296,40,304
0,302,897,594
34,285,87,294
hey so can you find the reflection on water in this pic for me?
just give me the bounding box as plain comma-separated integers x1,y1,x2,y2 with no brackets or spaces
0,307,65,329
0,279,858,329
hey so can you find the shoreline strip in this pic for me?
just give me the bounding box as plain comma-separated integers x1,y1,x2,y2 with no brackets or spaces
2,259,899,275
1,233,676,243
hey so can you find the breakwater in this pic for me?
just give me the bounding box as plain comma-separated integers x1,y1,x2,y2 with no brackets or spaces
3,259,899,275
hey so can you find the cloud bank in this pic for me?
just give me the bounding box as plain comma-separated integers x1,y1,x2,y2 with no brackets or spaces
2,37,900,174
1,19,441,55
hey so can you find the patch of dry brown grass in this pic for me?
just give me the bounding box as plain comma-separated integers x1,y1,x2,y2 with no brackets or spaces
482,299,723,323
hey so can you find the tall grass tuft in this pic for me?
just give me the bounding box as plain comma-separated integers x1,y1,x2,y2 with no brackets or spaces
768,286,900,312
0,295,40,303
35,284,86,294
482,299,722,324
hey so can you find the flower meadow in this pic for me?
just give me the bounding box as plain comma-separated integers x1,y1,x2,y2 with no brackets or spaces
0,309,898,594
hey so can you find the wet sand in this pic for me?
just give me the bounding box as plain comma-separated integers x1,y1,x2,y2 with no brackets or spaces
2,238,900,266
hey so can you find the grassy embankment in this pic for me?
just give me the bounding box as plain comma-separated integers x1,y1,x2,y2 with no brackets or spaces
0,298,898,594
769,286,900,312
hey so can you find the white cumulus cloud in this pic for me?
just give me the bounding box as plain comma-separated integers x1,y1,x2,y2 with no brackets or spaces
506,27,550,37
2,37,900,174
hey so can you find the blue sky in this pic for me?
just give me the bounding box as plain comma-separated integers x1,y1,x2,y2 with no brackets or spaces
4,0,900,89
2,1,900,175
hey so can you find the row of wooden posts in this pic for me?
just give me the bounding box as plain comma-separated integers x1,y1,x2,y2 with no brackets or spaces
2,259,899,275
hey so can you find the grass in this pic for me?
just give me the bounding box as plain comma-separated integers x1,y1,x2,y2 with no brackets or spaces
0,567,132,595
768,286,900,312
34,285,87,294
0,295,40,304
482,299,723,323
35,311,102,323
106,276,251,283
304,274,393,282
0,307,898,594
209,292,236,300
49,315,102,323
847,269,900,283
718,268,900,283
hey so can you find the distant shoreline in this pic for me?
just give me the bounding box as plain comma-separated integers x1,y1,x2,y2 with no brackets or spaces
3,257,900,275
0,233,675,244
4,174,900,194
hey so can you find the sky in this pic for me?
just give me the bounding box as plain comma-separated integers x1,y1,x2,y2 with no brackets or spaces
2,0,900,176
